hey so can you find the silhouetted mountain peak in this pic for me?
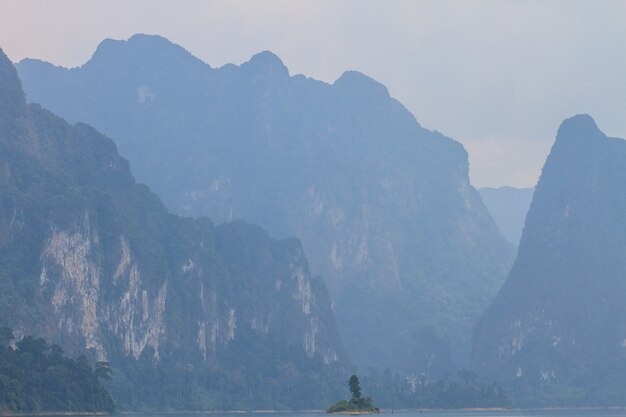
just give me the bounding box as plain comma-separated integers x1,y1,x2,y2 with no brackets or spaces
127,33,172,45
86,33,206,70
473,115,626,406
89,37,126,62
0,47,26,121
555,114,602,147
0,47,20,87
334,70,390,99
544,114,605,176
242,50,289,79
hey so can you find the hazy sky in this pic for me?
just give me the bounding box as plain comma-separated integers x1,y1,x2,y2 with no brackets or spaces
2,0,625,187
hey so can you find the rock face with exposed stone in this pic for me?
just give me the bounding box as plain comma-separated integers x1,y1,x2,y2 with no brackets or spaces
17,34,514,372
0,46,347,410
473,115,626,406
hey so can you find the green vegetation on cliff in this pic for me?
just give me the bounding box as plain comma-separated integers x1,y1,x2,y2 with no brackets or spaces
0,328,115,413
0,46,347,411
17,34,514,373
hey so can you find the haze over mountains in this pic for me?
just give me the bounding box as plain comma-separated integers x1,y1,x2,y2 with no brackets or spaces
2,26,626,410
473,115,626,406
478,187,534,246
16,34,515,373
0,47,347,410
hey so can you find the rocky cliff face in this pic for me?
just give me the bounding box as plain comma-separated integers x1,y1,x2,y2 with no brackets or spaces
16,34,514,372
0,47,347,410
472,115,626,406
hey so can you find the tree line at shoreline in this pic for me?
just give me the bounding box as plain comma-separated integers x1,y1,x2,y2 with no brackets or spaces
0,328,115,414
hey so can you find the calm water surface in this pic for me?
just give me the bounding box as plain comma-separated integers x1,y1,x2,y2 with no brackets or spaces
83,410,626,417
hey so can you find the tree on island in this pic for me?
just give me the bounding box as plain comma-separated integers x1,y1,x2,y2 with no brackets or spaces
349,375,362,399
327,374,377,413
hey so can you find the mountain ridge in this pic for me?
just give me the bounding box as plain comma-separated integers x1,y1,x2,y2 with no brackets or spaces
16,34,515,372
0,46,348,410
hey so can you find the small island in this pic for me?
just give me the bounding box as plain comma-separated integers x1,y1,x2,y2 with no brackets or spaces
327,374,378,414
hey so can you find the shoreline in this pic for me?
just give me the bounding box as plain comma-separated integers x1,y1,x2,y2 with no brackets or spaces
0,413,110,417
7,406,626,416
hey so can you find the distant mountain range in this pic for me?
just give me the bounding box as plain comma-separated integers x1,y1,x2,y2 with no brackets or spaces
479,186,534,246
473,115,626,406
16,34,515,372
6,33,625,410
0,47,347,410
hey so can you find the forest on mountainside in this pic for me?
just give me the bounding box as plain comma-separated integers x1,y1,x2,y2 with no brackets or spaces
0,328,115,413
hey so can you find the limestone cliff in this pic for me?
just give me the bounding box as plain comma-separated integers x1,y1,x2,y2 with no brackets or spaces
0,47,347,410
473,115,626,406
17,34,514,371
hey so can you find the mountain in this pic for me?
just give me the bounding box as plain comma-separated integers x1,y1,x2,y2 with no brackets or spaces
0,47,347,410
478,186,534,246
16,34,515,372
472,115,626,406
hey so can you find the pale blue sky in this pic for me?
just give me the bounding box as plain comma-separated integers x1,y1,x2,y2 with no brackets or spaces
2,0,625,187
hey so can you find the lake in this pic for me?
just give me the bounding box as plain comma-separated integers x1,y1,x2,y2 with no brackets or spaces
70,410,626,417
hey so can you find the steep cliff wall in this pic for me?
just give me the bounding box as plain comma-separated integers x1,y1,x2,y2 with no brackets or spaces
0,47,347,410
473,115,626,406
17,35,514,371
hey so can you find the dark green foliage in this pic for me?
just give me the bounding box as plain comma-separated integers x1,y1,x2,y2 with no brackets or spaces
327,374,375,413
0,328,115,413
95,361,112,381
326,398,374,413
349,375,361,399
